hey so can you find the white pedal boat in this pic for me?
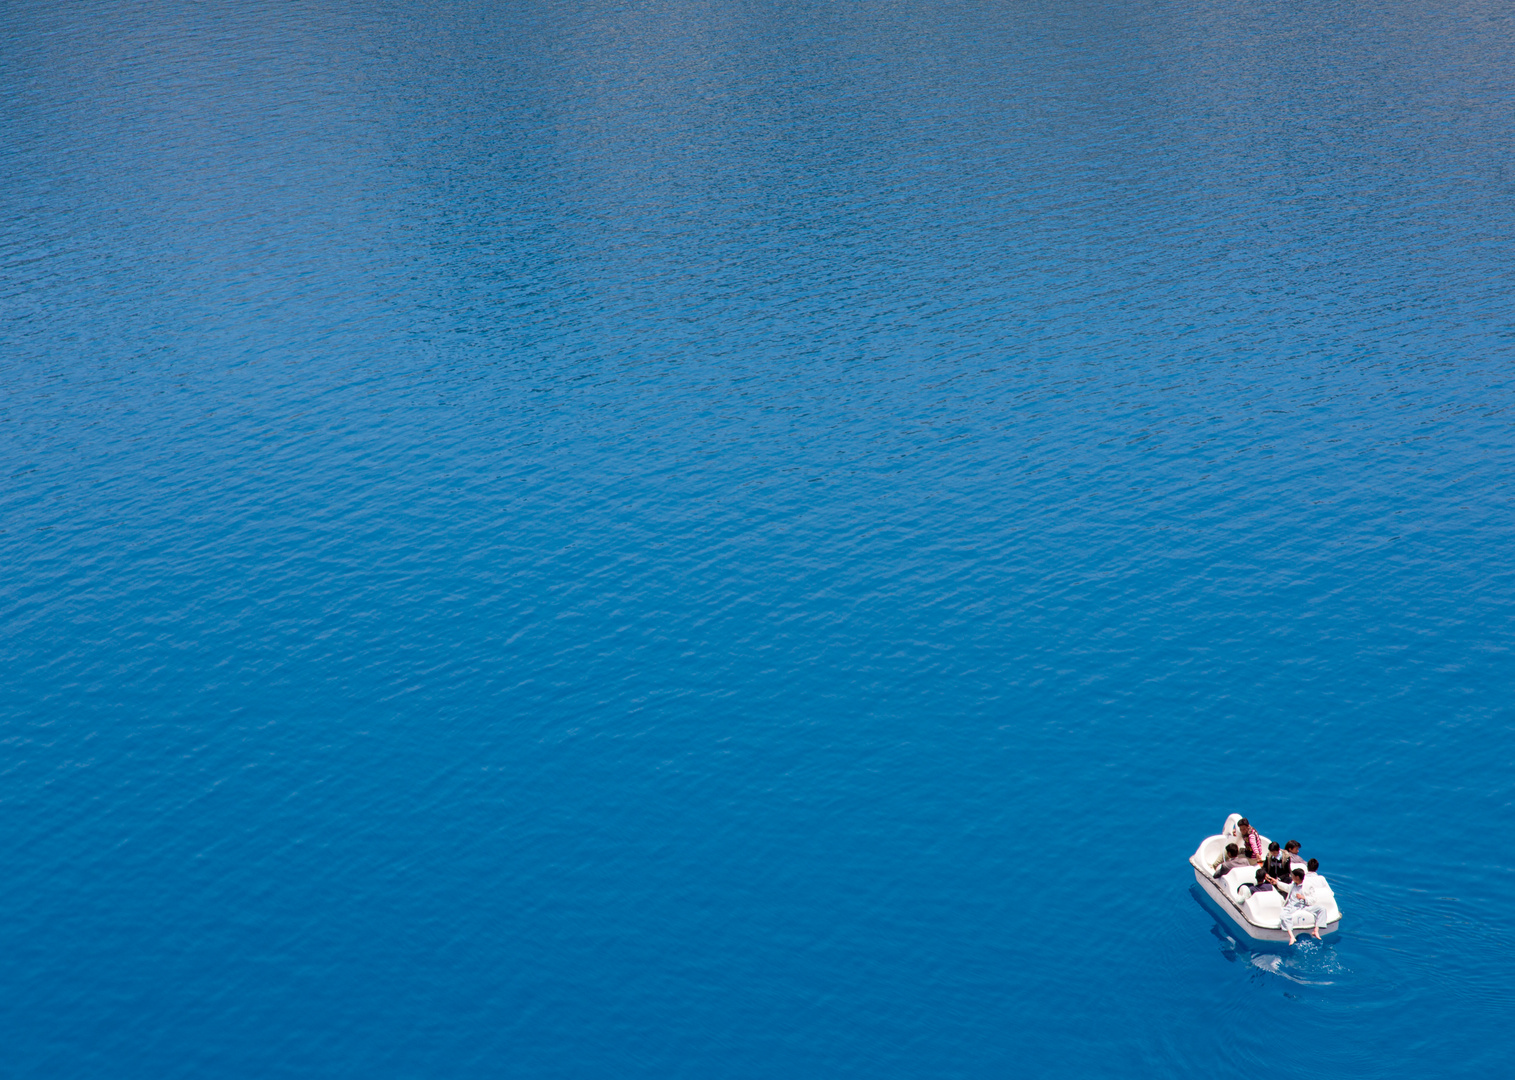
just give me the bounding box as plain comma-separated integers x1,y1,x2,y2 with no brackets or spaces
1189,815,1342,944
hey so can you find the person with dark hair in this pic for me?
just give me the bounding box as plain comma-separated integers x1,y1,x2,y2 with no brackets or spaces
1280,867,1326,944
1303,859,1336,920
1304,858,1330,893
1241,867,1278,899
1235,818,1265,863
1263,841,1292,883
1212,843,1250,878
1283,840,1303,868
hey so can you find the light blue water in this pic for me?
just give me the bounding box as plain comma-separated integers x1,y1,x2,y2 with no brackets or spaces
3,0,1513,1075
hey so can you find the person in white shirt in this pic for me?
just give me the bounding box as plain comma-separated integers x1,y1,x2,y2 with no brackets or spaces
1280,866,1326,944
1302,858,1336,915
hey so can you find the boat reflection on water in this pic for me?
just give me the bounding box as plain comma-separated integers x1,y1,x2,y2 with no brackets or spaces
1193,888,1340,986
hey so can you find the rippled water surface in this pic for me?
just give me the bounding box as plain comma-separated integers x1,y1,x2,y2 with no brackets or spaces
3,0,1513,1075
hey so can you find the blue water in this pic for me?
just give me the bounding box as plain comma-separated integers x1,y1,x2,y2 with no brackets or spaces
3,0,1513,1074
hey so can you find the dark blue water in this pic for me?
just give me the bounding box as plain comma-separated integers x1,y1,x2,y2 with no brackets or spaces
3,0,1512,1075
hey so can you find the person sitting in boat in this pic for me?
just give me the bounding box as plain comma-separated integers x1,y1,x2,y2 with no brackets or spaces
1262,841,1292,883
1212,843,1251,877
1302,859,1336,913
1280,866,1326,944
1235,818,1265,863
1283,840,1303,867
1240,867,1278,899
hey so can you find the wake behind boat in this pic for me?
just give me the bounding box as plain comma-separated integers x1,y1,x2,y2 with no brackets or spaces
1190,814,1342,945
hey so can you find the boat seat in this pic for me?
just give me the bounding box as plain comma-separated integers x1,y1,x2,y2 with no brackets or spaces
1222,866,1258,900
1198,837,1230,867
1309,880,1341,923
1242,888,1284,928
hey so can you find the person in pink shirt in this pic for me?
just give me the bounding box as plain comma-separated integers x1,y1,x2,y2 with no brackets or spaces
1235,818,1265,863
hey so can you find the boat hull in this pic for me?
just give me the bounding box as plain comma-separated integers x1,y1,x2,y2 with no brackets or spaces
1192,865,1340,944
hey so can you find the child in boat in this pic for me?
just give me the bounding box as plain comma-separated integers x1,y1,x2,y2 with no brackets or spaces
1303,858,1333,900
1212,843,1250,877
1241,867,1278,898
1280,867,1326,944
1262,841,1292,883
1235,818,1265,863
